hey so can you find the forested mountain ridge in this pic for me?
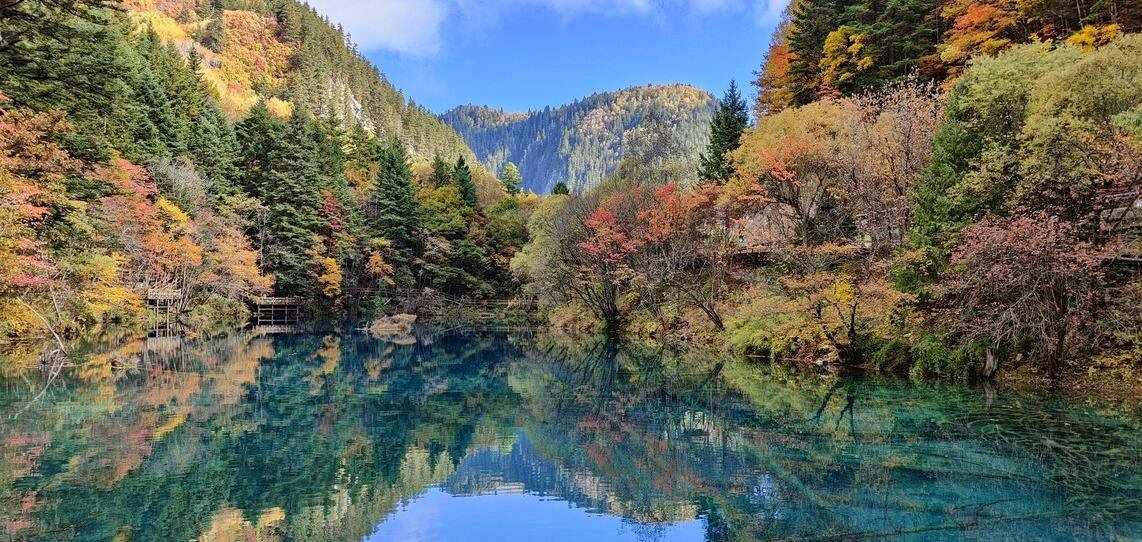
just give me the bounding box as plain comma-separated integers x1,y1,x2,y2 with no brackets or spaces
441,85,717,194
0,0,530,340
120,0,476,162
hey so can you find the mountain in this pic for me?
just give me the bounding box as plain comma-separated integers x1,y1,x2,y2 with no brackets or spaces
0,0,525,339
440,85,717,194
121,0,476,163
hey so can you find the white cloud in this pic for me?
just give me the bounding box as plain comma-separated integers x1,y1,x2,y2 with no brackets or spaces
687,0,745,16
308,0,790,56
307,0,449,55
753,0,790,25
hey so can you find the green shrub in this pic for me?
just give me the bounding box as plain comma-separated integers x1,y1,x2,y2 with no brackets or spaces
182,295,250,337
908,333,979,380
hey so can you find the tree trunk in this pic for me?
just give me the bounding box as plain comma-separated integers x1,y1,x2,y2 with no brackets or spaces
1048,323,1067,380
699,303,725,331
982,347,998,380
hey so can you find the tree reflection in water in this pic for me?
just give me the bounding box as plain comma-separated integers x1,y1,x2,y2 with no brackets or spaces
0,329,1138,541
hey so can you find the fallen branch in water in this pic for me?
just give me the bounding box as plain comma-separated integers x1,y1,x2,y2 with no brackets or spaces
11,296,69,418
15,296,67,355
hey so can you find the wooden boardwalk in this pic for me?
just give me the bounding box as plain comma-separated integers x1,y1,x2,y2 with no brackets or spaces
252,296,305,325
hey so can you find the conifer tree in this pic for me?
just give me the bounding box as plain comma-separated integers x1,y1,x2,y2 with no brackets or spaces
786,0,843,105
312,116,348,182
192,101,241,195
0,0,134,163
261,110,326,294
235,100,285,198
167,45,206,147
200,17,226,53
430,155,453,187
311,115,365,270
130,63,177,160
366,138,421,263
199,0,226,52
551,182,570,195
454,156,478,207
501,162,523,195
698,80,749,183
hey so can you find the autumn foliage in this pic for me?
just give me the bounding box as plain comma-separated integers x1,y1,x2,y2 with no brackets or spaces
942,215,1105,377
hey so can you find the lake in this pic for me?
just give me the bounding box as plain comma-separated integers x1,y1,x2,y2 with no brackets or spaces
0,329,1138,541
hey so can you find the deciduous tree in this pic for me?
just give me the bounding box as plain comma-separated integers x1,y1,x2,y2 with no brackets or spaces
942,214,1105,378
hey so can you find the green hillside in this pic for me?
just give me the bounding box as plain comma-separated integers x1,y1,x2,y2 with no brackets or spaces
119,0,476,162
441,85,716,193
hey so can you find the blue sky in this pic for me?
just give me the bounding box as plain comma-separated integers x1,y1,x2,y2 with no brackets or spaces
306,0,790,113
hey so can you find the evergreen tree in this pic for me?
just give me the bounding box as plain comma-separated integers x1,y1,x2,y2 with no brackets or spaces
134,27,190,154
786,0,845,105
310,115,365,274
0,5,137,162
501,162,522,195
166,45,206,148
872,0,943,79
366,138,421,263
235,100,285,198
129,63,177,161
199,16,226,53
312,116,348,182
454,155,478,207
551,182,570,195
698,80,749,183
192,101,242,195
429,155,453,187
261,111,326,294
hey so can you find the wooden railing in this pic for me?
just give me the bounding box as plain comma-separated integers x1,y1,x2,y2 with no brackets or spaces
252,296,305,325
146,288,183,301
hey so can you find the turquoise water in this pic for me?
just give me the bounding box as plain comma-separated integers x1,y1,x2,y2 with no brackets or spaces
0,329,1138,541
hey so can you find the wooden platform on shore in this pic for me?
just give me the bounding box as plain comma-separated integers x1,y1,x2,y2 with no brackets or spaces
252,297,305,325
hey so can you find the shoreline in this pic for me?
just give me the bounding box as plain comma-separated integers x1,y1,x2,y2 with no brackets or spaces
3,322,1140,409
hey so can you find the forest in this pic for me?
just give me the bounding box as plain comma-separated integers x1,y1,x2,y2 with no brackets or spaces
1,0,1140,390
1,2,1141,539
440,85,716,194
513,2,1142,384
1,0,533,340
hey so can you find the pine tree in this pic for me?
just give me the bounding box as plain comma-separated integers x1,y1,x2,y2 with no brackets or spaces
310,115,365,271
551,182,570,195
235,100,285,198
261,110,326,294
454,155,478,207
166,44,206,149
199,16,226,53
429,155,453,187
501,162,522,195
192,101,241,195
198,0,226,52
0,8,137,163
366,138,421,263
698,81,749,184
312,116,348,182
129,63,177,160
786,0,845,105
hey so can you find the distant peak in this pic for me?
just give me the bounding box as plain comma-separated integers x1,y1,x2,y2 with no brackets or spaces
442,83,714,120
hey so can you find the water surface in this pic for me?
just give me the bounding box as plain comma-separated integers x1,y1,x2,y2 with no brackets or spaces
0,329,1138,541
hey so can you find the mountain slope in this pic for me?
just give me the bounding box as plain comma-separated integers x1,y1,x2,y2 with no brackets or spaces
122,0,476,163
441,85,716,193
